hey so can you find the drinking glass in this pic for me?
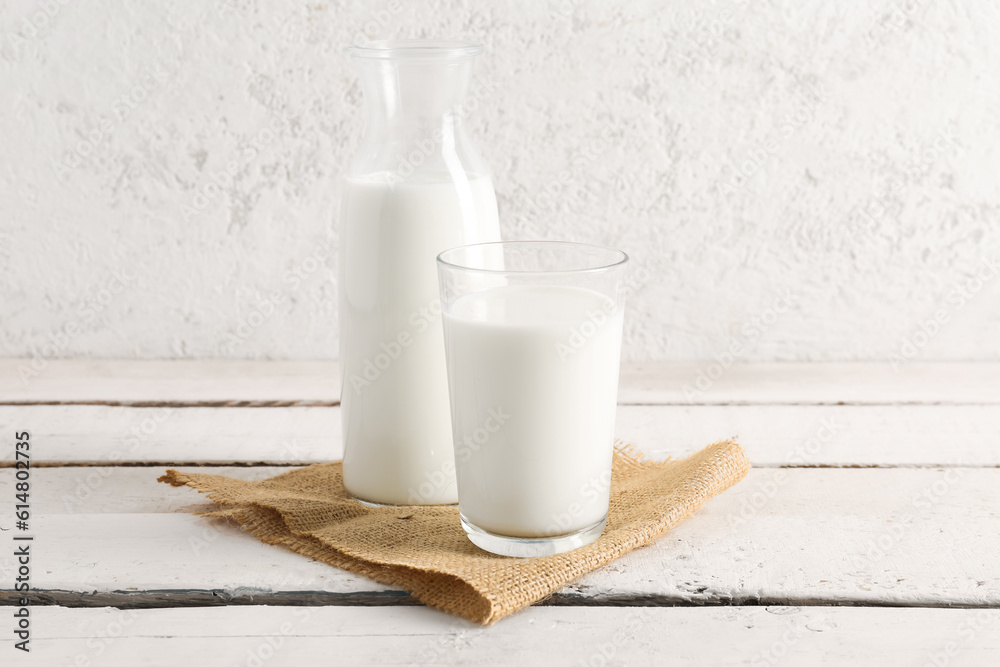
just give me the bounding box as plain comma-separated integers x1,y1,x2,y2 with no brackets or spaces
437,241,628,557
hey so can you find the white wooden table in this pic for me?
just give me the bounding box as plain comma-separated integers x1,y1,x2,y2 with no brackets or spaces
2,361,999,665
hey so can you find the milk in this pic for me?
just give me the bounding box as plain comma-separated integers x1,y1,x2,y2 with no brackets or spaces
339,173,500,505
443,284,624,537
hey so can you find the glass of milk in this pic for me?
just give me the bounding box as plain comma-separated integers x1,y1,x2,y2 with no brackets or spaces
437,241,628,557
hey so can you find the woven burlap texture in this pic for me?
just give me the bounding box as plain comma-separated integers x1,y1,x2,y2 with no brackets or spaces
159,439,749,625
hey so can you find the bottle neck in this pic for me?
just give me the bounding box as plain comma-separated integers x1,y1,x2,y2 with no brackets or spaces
355,58,476,127
350,54,487,180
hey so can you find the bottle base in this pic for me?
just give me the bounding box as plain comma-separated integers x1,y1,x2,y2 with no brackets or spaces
460,513,607,558
350,495,458,508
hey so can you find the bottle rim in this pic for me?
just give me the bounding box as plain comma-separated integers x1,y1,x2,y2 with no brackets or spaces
347,40,484,60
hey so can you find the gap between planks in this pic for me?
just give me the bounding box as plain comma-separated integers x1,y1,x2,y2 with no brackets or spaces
5,361,1000,405
0,400,340,408
6,400,999,408
7,461,999,469
6,590,1000,610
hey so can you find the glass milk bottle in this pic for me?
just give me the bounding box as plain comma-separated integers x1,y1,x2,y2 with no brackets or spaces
339,40,500,505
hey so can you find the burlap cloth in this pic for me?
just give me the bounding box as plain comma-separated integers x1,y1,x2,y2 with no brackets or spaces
158,439,749,625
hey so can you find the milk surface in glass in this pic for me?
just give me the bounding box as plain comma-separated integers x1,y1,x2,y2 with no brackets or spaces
443,283,624,537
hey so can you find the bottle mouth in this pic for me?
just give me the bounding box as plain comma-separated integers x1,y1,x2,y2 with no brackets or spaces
348,40,484,60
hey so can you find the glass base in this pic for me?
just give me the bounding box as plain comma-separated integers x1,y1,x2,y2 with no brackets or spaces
460,513,607,558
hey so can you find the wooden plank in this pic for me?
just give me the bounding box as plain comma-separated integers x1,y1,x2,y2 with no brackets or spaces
0,360,341,405
3,360,998,406
5,403,999,467
619,362,1000,405
4,606,999,665
0,405,340,466
28,467,289,515
568,467,1000,607
617,403,1000,466
3,468,998,608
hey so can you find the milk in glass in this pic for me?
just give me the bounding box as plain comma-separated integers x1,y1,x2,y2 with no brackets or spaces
443,284,624,537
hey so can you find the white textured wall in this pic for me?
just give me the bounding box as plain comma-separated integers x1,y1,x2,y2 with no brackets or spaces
2,0,998,363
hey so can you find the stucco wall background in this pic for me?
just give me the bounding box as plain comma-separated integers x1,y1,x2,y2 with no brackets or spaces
1,0,998,363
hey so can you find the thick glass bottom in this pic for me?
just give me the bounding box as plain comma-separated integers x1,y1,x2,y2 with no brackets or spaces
460,513,608,558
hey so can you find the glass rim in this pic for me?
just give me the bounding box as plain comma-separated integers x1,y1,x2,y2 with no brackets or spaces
347,40,484,60
436,241,630,275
